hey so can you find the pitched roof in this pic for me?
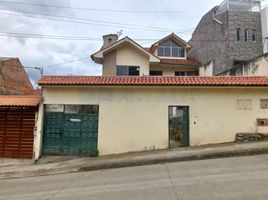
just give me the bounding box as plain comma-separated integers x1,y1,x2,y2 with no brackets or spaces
91,37,160,64
160,58,200,66
149,33,192,53
0,95,41,107
38,76,268,87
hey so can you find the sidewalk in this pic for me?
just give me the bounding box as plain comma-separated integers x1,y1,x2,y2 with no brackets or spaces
0,141,268,180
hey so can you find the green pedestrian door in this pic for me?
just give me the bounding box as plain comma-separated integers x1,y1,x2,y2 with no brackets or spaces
43,107,98,156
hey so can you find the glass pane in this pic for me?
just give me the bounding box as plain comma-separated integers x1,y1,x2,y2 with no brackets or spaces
117,66,128,76
150,71,163,76
128,66,139,76
164,47,171,57
158,47,164,56
172,48,179,57
65,105,80,114
46,104,64,112
160,41,172,47
179,48,185,57
172,41,182,47
81,105,99,114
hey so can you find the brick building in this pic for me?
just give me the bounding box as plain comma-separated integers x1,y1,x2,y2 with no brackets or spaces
189,0,263,75
0,57,33,94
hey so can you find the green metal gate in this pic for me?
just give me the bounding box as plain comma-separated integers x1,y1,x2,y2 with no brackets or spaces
43,111,98,156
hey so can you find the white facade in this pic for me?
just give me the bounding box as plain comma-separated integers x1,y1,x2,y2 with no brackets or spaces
261,7,268,54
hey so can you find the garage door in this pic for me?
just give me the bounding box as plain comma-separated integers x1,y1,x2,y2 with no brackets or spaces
0,107,35,158
42,105,98,156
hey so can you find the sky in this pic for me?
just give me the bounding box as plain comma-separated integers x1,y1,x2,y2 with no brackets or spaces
0,0,268,85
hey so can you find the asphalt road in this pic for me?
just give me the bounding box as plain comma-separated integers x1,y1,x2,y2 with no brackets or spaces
0,155,268,200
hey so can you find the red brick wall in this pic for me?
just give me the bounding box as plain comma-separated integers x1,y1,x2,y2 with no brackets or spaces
0,59,34,94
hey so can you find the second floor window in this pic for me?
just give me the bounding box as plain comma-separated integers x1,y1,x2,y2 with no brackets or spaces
245,29,249,42
116,65,140,76
157,41,185,58
236,28,240,41
252,29,256,42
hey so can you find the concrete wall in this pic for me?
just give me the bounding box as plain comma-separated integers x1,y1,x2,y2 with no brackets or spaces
261,8,268,54
199,61,214,76
219,54,268,76
42,86,268,156
33,102,44,161
189,9,263,75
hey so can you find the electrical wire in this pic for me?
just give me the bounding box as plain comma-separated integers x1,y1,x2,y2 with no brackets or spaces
0,0,203,14
0,10,194,33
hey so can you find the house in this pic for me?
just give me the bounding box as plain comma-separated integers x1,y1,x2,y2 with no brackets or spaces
0,57,33,94
189,0,263,75
36,75,268,160
0,92,41,158
91,33,200,77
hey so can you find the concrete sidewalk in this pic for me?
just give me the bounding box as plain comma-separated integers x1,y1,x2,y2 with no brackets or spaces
0,141,268,180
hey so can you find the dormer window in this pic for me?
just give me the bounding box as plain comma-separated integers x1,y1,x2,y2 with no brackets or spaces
157,41,185,58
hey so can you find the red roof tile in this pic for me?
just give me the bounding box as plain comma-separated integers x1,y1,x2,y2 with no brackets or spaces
0,95,41,107
160,58,200,66
38,76,268,87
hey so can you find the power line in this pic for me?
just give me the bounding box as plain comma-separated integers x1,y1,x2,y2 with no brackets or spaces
43,57,90,68
0,10,194,33
0,0,202,14
0,32,161,41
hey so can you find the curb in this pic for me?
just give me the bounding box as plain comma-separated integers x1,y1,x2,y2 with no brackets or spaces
79,147,268,172
1,146,268,180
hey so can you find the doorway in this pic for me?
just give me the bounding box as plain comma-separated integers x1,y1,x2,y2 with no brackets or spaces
168,106,189,148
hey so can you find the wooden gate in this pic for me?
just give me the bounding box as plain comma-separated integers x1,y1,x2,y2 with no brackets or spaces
0,107,35,158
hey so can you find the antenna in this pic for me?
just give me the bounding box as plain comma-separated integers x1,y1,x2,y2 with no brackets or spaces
117,30,123,37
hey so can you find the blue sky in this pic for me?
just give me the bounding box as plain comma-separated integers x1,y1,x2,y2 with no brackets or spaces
0,0,267,83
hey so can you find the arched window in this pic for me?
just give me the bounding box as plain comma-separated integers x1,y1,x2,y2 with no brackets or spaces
157,41,185,58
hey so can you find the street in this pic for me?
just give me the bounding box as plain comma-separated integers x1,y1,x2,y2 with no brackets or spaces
0,155,268,200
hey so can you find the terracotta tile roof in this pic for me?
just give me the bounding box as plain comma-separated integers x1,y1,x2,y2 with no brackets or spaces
0,95,41,107
160,58,200,66
38,76,268,87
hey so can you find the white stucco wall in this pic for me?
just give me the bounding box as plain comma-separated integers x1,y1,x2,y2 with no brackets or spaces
116,44,150,76
33,102,44,161
261,8,268,54
41,86,268,156
199,61,214,76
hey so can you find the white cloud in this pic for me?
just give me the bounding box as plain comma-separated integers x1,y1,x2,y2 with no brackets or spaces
0,0,235,84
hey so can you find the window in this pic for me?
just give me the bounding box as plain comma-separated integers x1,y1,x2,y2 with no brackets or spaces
157,41,185,58
175,71,196,76
252,29,256,42
45,105,98,114
260,99,268,109
175,71,186,76
236,28,240,41
116,65,139,76
245,29,249,42
150,71,163,76
108,38,113,44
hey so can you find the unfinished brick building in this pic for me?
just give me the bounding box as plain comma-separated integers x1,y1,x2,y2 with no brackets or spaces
0,57,33,94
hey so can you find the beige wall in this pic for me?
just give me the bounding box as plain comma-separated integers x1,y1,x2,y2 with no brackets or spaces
103,50,116,76
101,44,150,76
41,86,268,156
116,44,150,76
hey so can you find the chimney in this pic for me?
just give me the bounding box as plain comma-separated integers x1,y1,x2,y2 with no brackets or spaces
102,34,118,49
